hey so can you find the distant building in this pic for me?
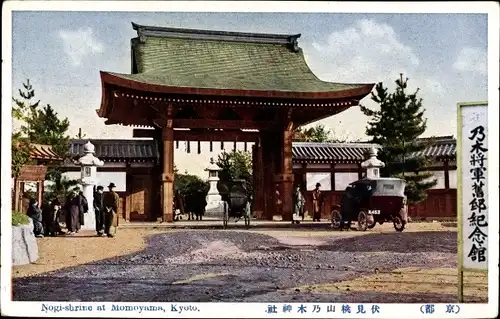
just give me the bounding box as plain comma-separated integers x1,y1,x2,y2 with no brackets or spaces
61,136,456,222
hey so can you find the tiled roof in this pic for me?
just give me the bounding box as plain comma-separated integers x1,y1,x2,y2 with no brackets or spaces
69,139,158,162
29,144,63,161
412,137,456,159
292,142,380,164
68,137,456,163
294,137,457,163
102,23,370,94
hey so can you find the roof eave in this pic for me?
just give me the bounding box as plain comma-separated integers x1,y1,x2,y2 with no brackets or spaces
99,71,375,101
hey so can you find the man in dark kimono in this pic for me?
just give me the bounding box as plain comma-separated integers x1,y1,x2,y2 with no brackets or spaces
78,190,89,227
93,185,105,236
27,198,44,238
103,182,120,238
312,183,323,222
64,189,82,235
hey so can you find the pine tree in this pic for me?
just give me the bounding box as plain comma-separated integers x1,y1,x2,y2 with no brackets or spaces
293,124,348,143
11,79,40,178
12,80,72,185
360,74,437,204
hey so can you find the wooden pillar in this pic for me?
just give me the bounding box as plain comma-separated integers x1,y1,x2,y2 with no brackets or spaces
37,181,43,206
261,134,275,220
274,120,294,222
358,163,363,180
14,179,21,212
252,142,264,218
444,160,450,189
330,163,336,192
161,107,174,223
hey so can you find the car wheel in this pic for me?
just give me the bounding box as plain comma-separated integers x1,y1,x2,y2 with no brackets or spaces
393,215,406,232
358,211,368,231
331,210,342,229
367,214,376,229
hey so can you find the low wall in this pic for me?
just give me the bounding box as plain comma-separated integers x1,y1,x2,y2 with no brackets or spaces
12,219,39,266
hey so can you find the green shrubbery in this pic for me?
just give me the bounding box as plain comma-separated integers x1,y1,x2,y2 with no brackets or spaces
12,211,30,226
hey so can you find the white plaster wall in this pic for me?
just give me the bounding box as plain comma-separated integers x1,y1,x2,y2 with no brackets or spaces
62,171,127,192
334,172,358,191
306,172,332,191
448,170,457,189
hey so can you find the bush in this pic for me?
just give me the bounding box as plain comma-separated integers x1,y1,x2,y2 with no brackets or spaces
12,211,30,226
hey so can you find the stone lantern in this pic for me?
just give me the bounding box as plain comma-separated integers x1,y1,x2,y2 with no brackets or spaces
361,147,385,179
204,157,225,215
78,141,104,229
205,157,222,203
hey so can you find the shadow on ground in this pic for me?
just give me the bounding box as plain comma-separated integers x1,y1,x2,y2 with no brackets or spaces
317,231,456,253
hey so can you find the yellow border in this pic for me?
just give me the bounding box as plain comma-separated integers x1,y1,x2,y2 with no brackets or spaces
456,101,489,303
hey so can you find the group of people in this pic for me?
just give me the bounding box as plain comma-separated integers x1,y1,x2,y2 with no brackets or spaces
25,182,120,238
276,182,323,224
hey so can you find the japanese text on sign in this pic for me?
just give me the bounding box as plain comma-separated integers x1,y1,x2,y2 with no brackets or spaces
460,104,488,270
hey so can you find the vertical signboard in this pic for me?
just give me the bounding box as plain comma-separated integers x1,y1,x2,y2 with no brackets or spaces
457,101,489,302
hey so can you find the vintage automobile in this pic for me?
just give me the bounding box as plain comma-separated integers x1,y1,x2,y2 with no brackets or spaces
330,177,408,232
221,179,251,228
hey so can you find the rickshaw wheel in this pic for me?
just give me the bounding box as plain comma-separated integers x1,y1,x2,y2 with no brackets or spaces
393,215,406,232
357,211,368,231
223,204,229,229
330,210,342,229
244,214,250,228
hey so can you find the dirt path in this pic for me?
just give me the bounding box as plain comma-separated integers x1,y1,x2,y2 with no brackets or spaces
12,228,169,278
12,224,482,303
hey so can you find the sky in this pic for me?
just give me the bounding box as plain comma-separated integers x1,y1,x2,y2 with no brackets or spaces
10,9,489,176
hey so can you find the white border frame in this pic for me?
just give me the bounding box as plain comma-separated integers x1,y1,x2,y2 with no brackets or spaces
2,2,499,318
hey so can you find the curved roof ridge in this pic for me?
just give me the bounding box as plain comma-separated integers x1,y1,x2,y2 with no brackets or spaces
132,22,301,46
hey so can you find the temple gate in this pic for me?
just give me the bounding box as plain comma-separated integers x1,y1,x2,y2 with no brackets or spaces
97,23,373,222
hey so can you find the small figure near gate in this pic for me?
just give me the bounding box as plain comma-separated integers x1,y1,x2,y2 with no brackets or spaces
64,189,84,235
312,183,323,222
43,199,63,237
27,198,44,238
103,182,120,238
292,185,305,224
93,185,105,236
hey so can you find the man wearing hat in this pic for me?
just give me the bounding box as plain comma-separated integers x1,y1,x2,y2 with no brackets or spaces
312,182,323,222
93,185,105,236
103,182,120,237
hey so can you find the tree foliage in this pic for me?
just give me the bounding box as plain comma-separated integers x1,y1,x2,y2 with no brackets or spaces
360,74,437,204
11,80,40,178
216,150,253,196
293,124,348,143
12,80,72,183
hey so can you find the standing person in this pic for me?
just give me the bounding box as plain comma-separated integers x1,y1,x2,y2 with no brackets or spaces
312,183,323,222
45,199,63,236
292,185,305,224
93,185,105,236
78,190,89,228
27,198,44,238
103,182,120,238
64,189,82,235
275,185,282,219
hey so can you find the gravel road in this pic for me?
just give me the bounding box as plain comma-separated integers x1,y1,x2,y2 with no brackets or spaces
13,229,468,303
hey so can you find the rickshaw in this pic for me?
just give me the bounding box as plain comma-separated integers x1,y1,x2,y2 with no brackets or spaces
222,180,251,229
330,177,408,232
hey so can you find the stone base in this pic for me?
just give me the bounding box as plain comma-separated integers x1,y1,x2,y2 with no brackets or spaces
81,210,96,230
12,219,39,266
204,201,226,217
